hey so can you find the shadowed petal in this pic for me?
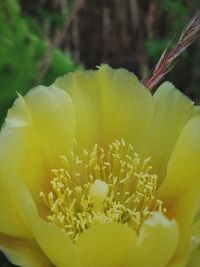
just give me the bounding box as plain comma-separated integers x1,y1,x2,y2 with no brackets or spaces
157,117,200,266
0,233,52,267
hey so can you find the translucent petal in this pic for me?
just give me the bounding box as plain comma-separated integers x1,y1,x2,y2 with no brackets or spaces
0,85,75,236
77,212,178,267
54,65,154,151
140,82,198,181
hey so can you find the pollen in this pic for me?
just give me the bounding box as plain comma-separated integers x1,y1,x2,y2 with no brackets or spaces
40,140,166,242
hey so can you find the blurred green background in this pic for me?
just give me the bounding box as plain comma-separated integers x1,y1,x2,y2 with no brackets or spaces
0,0,200,265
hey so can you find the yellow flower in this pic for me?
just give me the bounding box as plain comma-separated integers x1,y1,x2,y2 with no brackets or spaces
0,65,200,267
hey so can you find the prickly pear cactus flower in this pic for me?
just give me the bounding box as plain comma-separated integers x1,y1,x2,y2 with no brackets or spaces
0,65,200,267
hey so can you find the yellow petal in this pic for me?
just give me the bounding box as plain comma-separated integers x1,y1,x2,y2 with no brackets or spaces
0,233,52,267
157,116,200,265
140,82,197,181
76,223,137,267
184,220,200,267
77,212,178,267
9,176,80,267
0,85,75,235
5,85,75,163
134,212,179,267
54,65,154,150
0,181,31,239
187,248,200,267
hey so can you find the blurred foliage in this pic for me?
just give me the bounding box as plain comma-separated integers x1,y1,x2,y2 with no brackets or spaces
146,0,189,60
0,0,78,124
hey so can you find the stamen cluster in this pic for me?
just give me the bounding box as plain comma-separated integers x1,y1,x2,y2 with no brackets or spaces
40,140,166,242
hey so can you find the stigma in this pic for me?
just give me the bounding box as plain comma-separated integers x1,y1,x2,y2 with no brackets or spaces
40,139,166,242
89,179,109,211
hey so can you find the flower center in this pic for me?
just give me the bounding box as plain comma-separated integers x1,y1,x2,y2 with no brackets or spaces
40,140,166,242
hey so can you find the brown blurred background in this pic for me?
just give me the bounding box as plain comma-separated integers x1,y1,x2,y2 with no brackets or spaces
21,0,200,96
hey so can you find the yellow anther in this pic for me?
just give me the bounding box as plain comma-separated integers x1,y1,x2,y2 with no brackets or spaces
40,139,166,242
